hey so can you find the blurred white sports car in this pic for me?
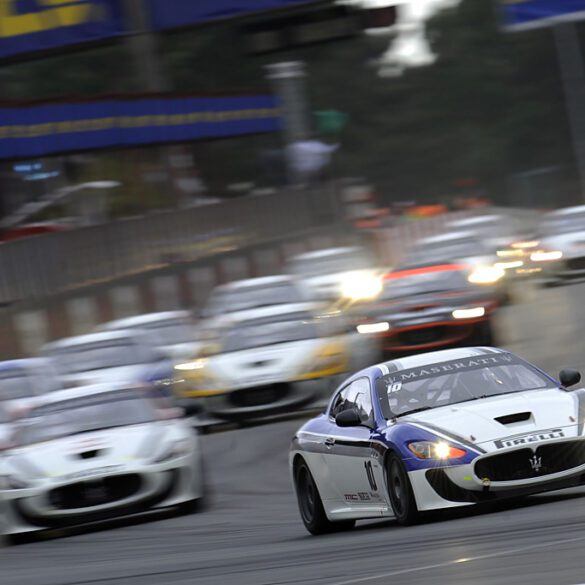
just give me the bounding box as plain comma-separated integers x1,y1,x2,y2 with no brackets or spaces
0,383,203,544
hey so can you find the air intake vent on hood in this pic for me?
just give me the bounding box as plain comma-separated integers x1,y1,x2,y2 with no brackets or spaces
495,412,532,425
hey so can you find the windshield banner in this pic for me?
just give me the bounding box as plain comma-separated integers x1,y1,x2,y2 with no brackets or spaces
501,0,585,31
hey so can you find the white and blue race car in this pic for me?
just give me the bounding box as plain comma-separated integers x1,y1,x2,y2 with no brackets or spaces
291,347,585,534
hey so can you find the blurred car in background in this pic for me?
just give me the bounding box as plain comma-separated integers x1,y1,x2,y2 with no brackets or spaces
97,311,199,361
405,232,509,298
288,246,384,303
530,206,585,285
42,330,173,390
0,383,203,544
0,405,14,450
0,359,61,415
352,263,498,357
174,302,373,420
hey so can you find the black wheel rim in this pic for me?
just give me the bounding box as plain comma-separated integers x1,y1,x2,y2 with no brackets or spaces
297,466,316,524
389,460,406,517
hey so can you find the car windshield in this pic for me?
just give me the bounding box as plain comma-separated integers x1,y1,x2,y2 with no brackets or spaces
0,368,35,400
222,314,318,352
16,390,156,446
203,283,302,318
376,353,551,418
381,268,469,300
291,250,373,277
142,319,194,345
541,213,585,235
409,238,487,262
48,340,149,374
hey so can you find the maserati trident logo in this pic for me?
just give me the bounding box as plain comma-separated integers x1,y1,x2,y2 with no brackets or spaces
529,455,542,472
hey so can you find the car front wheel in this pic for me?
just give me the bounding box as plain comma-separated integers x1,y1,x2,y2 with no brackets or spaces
386,452,419,526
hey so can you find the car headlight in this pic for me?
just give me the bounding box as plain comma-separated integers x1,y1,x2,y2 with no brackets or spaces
408,441,466,460
494,260,524,270
153,439,192,463
174,358,208,371
467,265,505,285
341,272,383,301
511,240,539,250
356,321,390,334
0,475,30,490
530,250,563,262
452,306,485,320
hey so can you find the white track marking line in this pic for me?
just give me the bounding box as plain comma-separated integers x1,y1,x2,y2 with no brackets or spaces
329,534,585,585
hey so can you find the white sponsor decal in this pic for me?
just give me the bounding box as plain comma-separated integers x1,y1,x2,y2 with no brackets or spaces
495,429,565,449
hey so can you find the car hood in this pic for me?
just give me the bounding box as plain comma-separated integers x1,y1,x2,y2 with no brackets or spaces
4,423,173,482
208,338,337,388
402,388,581,452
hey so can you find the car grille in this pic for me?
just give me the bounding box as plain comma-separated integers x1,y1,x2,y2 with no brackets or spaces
398,326,446,346
475,441,585,482
48,474,142,510
566,257,585,271
230,383,290,407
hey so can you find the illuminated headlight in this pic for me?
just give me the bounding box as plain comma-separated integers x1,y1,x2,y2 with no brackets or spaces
530,250,563,262
496,249,524,258
512,240,539,250
357,322,390,334
467,265,505,285
494,260,524,270
153,439,192,463
452,306,485,320
408,441,466,460
341,272,383,301
174,358,208,371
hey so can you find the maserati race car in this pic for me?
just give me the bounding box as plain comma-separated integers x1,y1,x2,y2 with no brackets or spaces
291,347,585,534
0,383,203,543
352,263,498,356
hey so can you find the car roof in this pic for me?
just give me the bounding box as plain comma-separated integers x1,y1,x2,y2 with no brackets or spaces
448,215,503,227
547,205,585,217
43,329,148,351
26,383,145,407
291,246,363,261
0,358,52,371
380,346,506,373
99,311,192,329
415,231,478,245
214,275,295,291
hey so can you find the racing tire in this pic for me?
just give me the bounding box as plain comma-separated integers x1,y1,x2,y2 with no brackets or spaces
385,452,419,526
294,460,355,535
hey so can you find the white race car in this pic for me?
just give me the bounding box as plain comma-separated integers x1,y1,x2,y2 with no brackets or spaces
291,347,585,534
288,246,384,303
174,303,377,419
41,330,174,389
0,383,203,543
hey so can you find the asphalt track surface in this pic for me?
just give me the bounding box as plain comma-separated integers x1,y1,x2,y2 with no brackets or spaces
4,281,585,585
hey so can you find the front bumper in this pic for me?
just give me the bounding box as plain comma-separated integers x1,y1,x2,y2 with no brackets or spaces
0,456,202,535
408,439,585,511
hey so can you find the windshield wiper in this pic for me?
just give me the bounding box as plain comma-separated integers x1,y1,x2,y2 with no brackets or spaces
393,406,433,419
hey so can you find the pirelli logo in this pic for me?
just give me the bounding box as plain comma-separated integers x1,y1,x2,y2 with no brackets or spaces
495,429,565,449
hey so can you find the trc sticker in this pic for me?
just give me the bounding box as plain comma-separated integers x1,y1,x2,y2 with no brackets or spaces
344,494,359,502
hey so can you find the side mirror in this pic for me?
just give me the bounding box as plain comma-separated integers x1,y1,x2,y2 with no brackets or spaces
560,368,581,388
335,409,363,428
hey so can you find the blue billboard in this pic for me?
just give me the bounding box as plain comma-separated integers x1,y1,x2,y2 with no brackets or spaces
0,0,126,60
502,0,585,31
0,94,281,160
147,0,320,31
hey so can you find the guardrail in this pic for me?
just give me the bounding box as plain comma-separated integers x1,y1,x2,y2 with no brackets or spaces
0,188,340,305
